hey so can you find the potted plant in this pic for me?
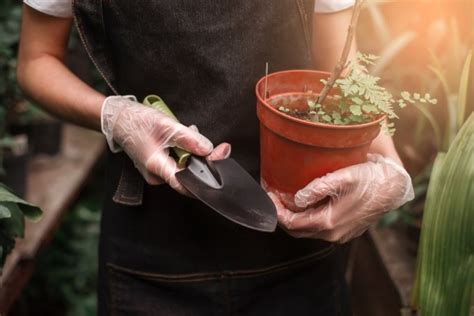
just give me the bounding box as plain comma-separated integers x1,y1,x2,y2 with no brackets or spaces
256,0,436,197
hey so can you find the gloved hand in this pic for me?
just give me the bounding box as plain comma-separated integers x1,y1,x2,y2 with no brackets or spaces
101,96,230,195
268,154,414,243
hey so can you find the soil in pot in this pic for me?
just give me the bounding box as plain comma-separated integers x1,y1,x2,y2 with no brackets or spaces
268,92,381,124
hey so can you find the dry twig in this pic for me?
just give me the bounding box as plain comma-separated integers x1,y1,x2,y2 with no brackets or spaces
316,0,365,105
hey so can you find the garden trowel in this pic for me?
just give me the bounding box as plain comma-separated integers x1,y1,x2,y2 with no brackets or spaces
143,95,277,232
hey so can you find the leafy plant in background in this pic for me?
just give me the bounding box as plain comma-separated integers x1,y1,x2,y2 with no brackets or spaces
0,0,22,110
0,184,42,270
367,0,474,227
411,113,474,316
0,1,44,270
0,0,28,174
381,49,473,228
14,185,102,316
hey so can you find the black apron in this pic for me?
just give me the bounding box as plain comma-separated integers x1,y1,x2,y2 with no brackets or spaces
73,1,349,315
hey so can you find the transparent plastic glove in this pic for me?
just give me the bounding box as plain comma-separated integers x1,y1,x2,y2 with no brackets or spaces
101,96,228,195
269,154,414,243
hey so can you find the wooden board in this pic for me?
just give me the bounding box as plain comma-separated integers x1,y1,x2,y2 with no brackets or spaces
0,124,105,313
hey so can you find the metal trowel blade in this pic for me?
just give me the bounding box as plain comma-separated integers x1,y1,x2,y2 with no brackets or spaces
176,156,277,232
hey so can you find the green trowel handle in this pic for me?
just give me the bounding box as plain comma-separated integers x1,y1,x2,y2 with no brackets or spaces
143,95,191,168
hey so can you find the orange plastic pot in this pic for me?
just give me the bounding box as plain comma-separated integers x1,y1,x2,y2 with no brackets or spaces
256,70,384,194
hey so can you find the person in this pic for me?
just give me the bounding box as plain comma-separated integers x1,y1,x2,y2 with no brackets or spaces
17,0,414,315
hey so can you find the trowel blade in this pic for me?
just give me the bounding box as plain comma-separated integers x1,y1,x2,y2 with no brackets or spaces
176,157,277,232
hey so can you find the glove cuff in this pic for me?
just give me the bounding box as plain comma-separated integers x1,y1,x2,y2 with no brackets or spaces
101,95,137,153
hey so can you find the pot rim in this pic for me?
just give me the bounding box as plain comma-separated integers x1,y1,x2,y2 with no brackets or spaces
256,69,386,129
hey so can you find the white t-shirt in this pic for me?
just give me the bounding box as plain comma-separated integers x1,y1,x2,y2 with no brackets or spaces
24,0,355,18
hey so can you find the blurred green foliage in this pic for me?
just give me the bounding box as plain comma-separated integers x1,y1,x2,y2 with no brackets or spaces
361,2,474,228
13,173,103,316
0,184,42,269
0,0,22,133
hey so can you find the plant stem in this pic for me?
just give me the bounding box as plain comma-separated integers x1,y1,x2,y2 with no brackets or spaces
316,0,365,105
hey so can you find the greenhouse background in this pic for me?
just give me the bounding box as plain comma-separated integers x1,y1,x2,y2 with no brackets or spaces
0,0,473,315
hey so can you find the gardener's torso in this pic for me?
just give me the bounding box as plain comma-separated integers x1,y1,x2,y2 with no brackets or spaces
74,0,332,273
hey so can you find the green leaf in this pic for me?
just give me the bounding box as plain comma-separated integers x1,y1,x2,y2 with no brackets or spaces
412,113,474,316
362,104,378,113
352,97,364,105
401,91,411,100
456,50,472,130
349,105,362,116
322,115,332,123
398,99,407,108
349,114,364,123
0,204,11,219
0,184,42,221
0,202,25,238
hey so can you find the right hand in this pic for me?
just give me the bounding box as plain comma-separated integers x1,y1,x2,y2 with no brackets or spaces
101,96,227,195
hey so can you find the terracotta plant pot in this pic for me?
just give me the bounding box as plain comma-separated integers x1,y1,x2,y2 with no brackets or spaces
256,70,384,194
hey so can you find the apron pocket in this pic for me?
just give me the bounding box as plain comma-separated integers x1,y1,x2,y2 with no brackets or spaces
107,263,227,316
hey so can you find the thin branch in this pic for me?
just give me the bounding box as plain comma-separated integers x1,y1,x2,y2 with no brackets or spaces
316,0,365,105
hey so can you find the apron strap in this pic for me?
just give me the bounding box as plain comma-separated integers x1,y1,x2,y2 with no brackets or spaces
113,158,144,206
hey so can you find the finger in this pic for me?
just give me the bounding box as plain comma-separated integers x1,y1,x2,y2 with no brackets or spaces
294,178,337,209
269,192,306,231
171,123,213,156
145,150,190,196
207,143,231,161
143,172,165,186
269,193,328,239
283,205,331,232
189,125,199,133
294,169,356,208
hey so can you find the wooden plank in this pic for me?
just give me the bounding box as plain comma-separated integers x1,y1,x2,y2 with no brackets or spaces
0,124,105,313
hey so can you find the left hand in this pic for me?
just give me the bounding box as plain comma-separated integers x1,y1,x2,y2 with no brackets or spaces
268,154,414,243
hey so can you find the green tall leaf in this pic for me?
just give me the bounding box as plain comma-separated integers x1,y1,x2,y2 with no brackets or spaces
412,113,474,315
